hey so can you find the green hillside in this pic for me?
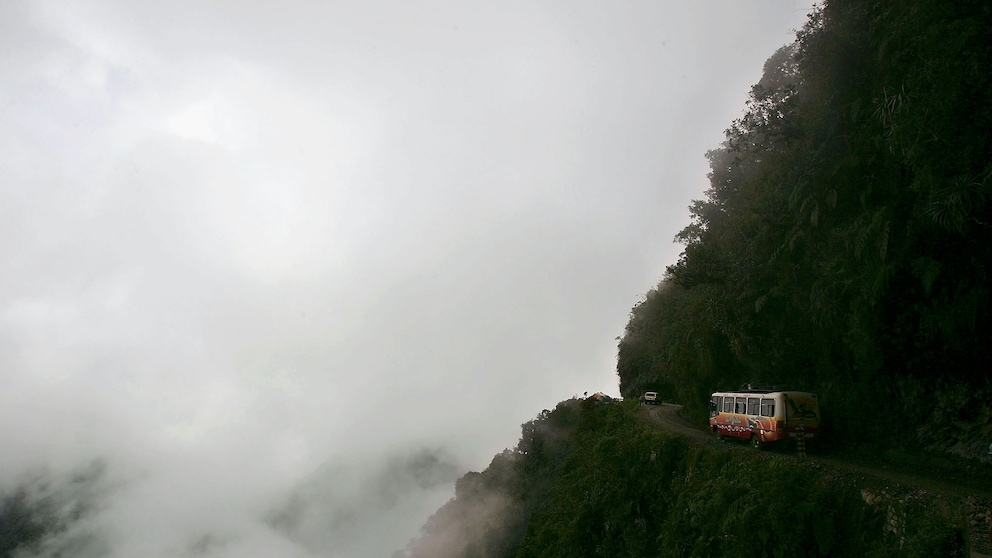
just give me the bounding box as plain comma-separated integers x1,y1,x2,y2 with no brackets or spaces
399,399,976,557
617,0,991,458
401,1,992,555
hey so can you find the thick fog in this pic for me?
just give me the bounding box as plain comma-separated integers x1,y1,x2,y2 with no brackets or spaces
1,1,812,556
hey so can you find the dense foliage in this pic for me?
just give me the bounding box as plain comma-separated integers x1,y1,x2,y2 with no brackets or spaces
406,1,989,554
398,399,583,558
617,0,992,457
401,399,967,557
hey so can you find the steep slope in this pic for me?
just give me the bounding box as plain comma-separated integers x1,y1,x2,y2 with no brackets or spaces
399,0,992,555
399,398,981,557
617,0,992,458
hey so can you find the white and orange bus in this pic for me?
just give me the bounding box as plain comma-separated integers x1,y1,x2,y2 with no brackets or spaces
708,386,819,449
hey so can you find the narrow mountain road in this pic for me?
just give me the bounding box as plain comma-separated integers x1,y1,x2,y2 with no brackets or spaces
641,402,992,557
641,403,714,445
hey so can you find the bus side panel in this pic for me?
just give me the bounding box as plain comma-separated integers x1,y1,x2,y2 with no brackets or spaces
710,411,750,439
759,394,788,443
748,416,778,443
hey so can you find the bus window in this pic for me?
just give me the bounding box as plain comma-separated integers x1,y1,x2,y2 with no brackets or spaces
760,399,775,417
747,397,759,415
735,397,746,414
709,397,720,417
723,398,734,413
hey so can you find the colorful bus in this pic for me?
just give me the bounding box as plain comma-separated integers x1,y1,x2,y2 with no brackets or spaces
708,386,819,449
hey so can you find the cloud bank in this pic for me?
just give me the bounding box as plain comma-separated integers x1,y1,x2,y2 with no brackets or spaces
1,1,813,555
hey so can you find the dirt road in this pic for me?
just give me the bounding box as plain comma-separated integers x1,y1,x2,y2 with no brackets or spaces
641,403,714,444
641,402,992,557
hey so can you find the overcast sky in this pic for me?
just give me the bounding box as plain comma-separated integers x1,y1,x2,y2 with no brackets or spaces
2,1,813,556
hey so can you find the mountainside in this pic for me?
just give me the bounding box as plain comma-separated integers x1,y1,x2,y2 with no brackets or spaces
402,0,992,555
617,0,992,458
399,398,988,557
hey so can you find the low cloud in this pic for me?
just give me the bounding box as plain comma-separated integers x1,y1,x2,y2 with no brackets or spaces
2,447,460,558
1,1,812,555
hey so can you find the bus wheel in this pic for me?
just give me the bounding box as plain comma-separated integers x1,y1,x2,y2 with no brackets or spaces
751,435,763,450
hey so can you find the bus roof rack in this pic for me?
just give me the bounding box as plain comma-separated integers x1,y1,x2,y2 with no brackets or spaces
739,383,791,391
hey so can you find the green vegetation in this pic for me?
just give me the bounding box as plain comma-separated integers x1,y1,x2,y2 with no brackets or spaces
617,0,992,458
401,399,968,557
403,1,992,555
